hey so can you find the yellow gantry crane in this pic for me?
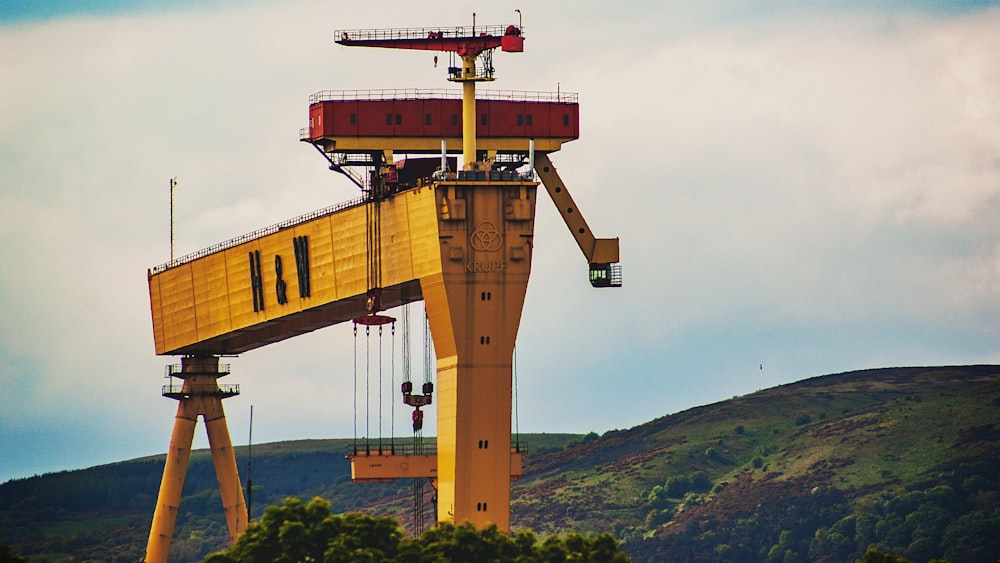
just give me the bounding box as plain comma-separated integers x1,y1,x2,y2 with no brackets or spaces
143,16,619,562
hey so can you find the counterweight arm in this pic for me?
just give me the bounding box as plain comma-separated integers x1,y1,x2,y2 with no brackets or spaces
534,153,622,287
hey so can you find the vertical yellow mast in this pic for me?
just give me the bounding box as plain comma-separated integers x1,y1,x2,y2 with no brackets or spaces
460,55,478,166
334,18,531,533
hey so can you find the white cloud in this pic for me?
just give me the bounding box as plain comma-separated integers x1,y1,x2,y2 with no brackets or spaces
2,2,999,481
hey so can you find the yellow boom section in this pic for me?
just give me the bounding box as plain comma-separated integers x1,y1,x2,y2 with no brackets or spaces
148,186,440,356
534,152,619,265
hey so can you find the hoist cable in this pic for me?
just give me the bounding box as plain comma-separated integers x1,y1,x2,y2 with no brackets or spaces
354,324,358,453
365,325,370,445
378,325,384,448
391,320,396,449
513,345,520,450
423,308,432,384
402,303,410,383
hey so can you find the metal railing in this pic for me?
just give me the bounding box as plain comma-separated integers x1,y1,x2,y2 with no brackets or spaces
346,439,529,456
161,383,240,396
150,196,367,274
308,88,577,104
335,25,519,44
164,364,231,377
348,439,437,457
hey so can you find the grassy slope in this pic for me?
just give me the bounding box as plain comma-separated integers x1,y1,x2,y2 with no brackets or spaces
0,434,585,561
507,366,1000,559
2,366,998,562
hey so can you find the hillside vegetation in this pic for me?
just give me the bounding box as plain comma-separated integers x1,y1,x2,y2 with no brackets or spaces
509,365,1000,562
1,366,998,562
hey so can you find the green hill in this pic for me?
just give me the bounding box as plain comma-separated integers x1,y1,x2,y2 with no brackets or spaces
2,366,998,562
509,365,1000,562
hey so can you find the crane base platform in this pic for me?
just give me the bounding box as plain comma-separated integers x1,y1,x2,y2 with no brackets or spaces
349,450,524,482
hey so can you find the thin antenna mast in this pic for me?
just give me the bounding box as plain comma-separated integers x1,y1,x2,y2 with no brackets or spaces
169,177,177,262
246,404,253,519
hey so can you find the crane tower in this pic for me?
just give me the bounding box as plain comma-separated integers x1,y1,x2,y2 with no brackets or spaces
143,15,620,562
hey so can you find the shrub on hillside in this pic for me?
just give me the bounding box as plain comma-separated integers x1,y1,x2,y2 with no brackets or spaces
0,541,28,563
204,496,631,562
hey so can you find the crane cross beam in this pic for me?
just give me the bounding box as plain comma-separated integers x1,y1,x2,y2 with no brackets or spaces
335,25,523,56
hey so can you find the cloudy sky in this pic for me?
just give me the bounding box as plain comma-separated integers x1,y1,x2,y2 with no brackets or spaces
1,0,998,483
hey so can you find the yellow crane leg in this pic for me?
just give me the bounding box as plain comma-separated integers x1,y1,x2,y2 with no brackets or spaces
420,177,537,531
144,357,247,563
205,410,248,542
431,359,518,530
145,408,197,563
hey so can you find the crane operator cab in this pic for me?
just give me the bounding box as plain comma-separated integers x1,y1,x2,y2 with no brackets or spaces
589,262,623,288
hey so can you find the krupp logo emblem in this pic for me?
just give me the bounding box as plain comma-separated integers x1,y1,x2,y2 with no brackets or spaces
470,220,503,252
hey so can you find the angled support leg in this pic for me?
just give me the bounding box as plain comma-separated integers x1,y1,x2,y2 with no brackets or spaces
144,356,247,563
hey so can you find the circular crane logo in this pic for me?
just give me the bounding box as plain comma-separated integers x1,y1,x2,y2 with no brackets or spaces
470,220,503,252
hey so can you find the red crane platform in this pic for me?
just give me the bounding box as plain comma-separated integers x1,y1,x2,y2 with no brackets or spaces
302,89,578,154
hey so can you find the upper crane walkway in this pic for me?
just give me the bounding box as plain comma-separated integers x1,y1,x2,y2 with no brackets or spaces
150,196,366,275
336,25,514,43
335,24,524,54
308,88,577,104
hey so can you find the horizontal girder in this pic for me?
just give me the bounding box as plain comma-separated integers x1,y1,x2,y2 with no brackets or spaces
335,24,522,56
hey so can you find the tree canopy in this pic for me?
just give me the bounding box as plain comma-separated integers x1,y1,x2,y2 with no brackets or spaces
205,497,630,563
0,541,29,563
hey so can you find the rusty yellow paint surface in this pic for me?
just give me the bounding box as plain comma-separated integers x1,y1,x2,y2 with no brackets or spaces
148,177,540,533
148,186,440,355
348,450,525,482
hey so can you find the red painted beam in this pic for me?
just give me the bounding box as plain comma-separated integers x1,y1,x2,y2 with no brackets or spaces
336,36,503,56
334,25,523,56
